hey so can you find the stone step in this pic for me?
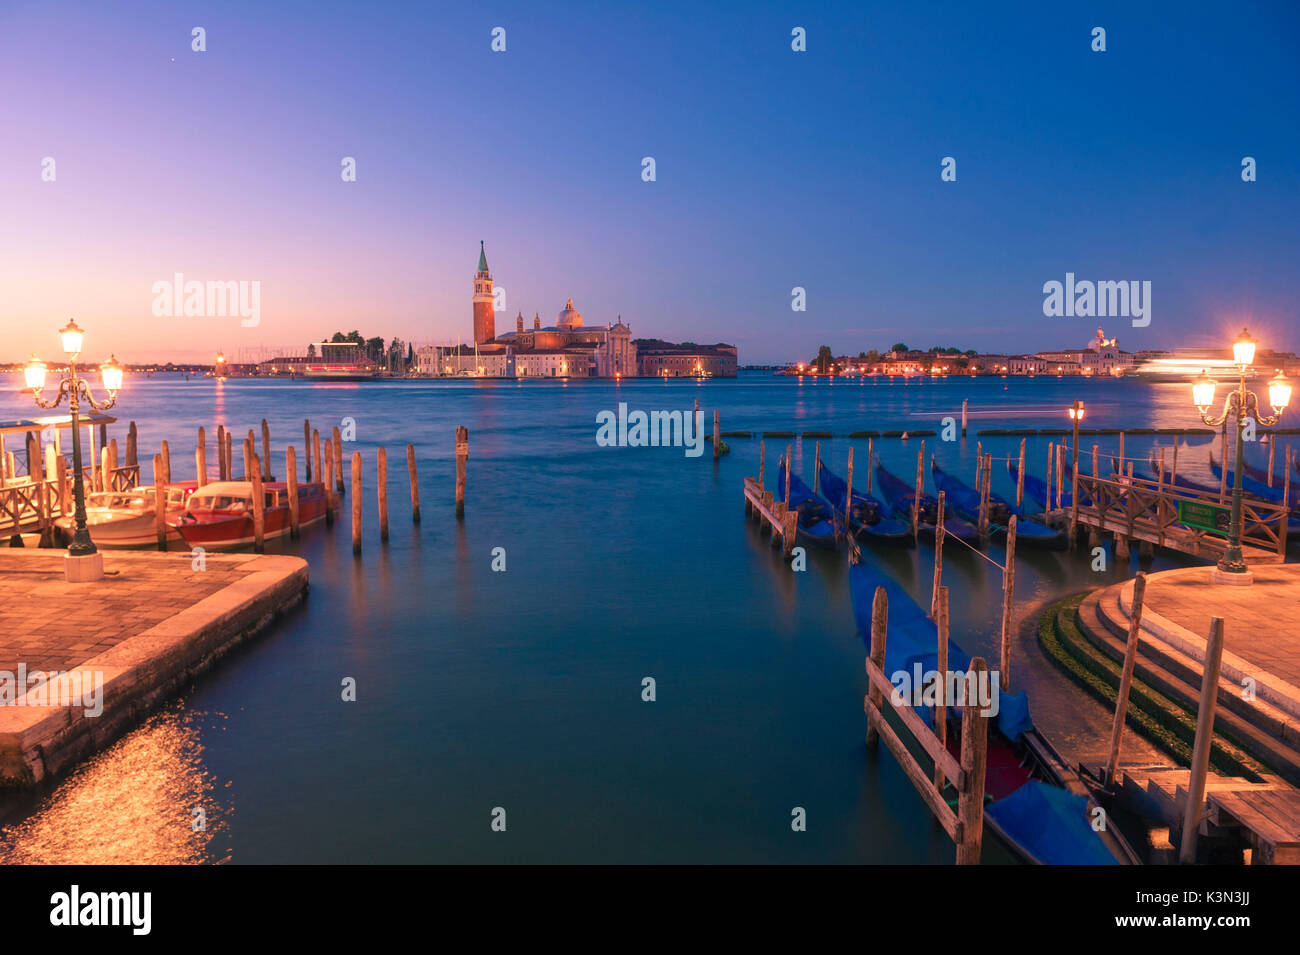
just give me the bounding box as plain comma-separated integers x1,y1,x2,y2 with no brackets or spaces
1095,583,1300,747
1075,588,1300,786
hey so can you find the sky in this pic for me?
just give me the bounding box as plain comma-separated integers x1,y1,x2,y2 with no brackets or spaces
2,0,1299,364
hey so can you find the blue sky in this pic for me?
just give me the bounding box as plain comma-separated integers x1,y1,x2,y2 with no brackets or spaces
2,0,1298,362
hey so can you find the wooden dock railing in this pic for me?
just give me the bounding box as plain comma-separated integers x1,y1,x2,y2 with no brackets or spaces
863,583,990,864
0,463,141,538
1072,466,1290,564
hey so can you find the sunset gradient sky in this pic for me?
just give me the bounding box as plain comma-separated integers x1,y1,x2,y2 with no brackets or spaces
2,1,1299,364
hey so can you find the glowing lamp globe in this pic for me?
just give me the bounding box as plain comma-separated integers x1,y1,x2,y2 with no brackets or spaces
1192,371,1216,414
1268,370,1292,416
60,318,85,356
1232,328,1256,368
24,355,48,391
100,355,124,394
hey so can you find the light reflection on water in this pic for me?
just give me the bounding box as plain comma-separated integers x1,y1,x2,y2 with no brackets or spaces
0,705,230,865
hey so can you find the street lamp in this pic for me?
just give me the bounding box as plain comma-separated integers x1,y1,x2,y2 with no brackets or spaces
24,319,123,581
1193,327,1291,582
1067,399,1085,470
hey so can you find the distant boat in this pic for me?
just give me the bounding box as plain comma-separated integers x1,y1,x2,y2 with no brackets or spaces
56,484,196,549
174,480,327,550
304,342,381,381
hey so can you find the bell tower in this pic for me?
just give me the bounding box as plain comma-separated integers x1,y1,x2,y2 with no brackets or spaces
473,240,495,344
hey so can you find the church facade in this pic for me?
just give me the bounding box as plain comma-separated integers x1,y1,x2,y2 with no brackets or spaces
416,242,734,378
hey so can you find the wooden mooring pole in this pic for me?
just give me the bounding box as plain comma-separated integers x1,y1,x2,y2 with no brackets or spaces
261,419,273,481
758,440,765,490
160,439,171,485
1179,617,1226,864
1105,572,1147,785
999,516,1017,693
377,446,389,542
152,453,167,551
844,447,855,545
912,443,924,537
323,438,335,526
865,587,888,749
407,444,421,523
351,451,362,554
713,409,720,460
784,443,792,510
303,419,313,481
250,452,265,553
196,427,208,487
955,658,991,865
126,421,138,469
933,585,950,793
286,446,300,538
931,490,945,619
313,429,322,490
1016,438,1025,508
455,426,469,517
333,426,345,495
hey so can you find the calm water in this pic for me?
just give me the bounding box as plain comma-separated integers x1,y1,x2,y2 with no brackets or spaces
0,372,1248,863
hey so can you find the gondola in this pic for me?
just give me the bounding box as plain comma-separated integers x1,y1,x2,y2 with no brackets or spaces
775,462,837,549
1006,459,1077,511
816,462,913,546
849,563,1138,864
873,463,979,543
931,462,1068,550
1208,452,1300,536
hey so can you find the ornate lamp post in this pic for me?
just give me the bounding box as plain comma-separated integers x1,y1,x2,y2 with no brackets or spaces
24,319,123,581
1193,328,1291,583
1067,399,1085,470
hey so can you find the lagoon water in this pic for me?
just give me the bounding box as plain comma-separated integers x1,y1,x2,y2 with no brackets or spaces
0,372,1237,863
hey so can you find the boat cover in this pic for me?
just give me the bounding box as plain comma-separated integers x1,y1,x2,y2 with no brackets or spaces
849,563,1032,741
985,780,1118,865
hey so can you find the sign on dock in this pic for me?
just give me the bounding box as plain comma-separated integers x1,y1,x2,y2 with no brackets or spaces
1176,499,1230,534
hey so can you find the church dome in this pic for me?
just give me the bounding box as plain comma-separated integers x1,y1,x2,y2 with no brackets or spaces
557,297,583,329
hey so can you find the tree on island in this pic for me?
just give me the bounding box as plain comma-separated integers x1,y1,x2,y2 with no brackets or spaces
891,342,909,354
814,344,834,374
306,343,316,358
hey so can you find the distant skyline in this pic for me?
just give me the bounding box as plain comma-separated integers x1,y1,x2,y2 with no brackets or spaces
3,1,1299,364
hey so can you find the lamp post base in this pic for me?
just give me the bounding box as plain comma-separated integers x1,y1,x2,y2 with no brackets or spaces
1210,566,1254,587
64,550,104,583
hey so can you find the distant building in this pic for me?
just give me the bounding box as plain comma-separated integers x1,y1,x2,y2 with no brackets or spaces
636,341,738,377
473,241,495,345
415,243,734,377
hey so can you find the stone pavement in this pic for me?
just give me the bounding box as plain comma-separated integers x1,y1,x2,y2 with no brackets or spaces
0,552,250,675
0,549,307,787
1138,564,1300,710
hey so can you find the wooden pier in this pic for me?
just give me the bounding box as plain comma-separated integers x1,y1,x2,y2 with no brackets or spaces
1066,465,1290,564
742,440,798,556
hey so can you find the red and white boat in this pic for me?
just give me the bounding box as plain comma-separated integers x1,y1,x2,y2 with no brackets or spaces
56,483,198,549
172,480,327,550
